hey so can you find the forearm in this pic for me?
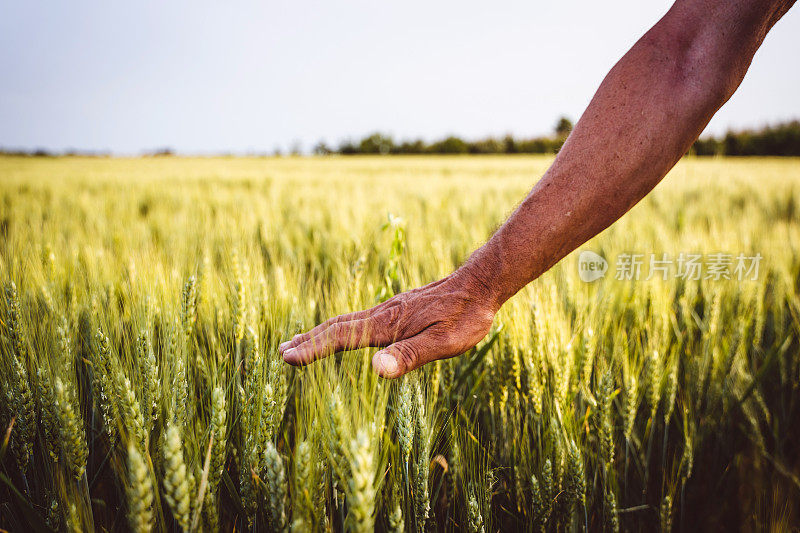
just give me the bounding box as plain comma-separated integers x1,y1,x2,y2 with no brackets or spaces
463,0,794,309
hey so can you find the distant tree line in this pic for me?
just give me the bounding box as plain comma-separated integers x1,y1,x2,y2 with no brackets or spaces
690,120,800,156
314,117,576,155
315,119,800,157
2,119,799,157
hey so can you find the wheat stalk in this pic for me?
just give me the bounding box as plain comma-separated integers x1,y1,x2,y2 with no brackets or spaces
659,494,673,532
94,329,121,445
54,378,88,480
163,424,192,531
596,370,615,468
565,440,586,515
466,483,485,533
118,375,146,451
137,329,159,428
180,276,197,341
603,489,619,533
127,442,154,533
346,429,375,533
386,472,404,533
413,380,431,529
37,366,60,463
263,441,288,533
291,440,316,533
208,386,227,494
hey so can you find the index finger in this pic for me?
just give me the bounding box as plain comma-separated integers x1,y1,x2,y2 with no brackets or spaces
281,315,393,366
278,305,382,354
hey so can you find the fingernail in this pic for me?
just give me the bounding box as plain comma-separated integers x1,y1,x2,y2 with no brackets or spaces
283,348,297,362
373,351,399,377
278,341,291,353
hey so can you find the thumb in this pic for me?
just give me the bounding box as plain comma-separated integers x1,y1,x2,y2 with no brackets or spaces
372,331,438,379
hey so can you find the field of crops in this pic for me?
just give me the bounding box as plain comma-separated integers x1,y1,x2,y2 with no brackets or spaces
0,155,799,532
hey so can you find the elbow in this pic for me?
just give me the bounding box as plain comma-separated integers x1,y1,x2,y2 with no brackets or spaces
642,32,746,118
649,0,790,112
673,39,745,113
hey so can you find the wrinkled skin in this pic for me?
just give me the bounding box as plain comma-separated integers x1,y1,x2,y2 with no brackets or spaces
279,268,496,378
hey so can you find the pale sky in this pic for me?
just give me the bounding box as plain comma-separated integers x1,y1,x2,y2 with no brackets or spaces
1,0,798,154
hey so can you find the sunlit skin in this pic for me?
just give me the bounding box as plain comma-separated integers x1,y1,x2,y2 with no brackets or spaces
280,0,796,378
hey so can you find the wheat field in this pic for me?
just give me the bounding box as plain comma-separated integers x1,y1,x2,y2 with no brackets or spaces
0,155,799,532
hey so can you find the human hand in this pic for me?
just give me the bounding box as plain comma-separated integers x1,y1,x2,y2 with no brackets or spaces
279,267,498,378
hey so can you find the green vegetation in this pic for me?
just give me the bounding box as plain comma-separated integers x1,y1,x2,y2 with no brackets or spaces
320,117,574,155
0,155,799,531
319,119,800,156
692,120,800,156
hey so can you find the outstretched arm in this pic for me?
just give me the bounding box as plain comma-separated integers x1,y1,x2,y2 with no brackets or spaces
280,0,795,378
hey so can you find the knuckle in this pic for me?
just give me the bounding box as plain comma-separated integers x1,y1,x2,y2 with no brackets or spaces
329,322,345,338
338,321,358,344
363,316,383,340
292,345,313,365
321,314,346,332
321,317,339,330
381,302,408,338
330,314,346,323
383,301,402,323
328,323,350,347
